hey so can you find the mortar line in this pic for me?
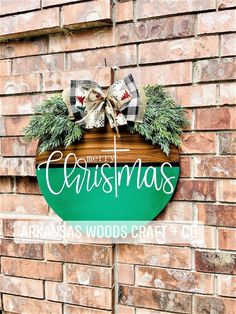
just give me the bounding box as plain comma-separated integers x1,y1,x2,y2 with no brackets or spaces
113,243,119,314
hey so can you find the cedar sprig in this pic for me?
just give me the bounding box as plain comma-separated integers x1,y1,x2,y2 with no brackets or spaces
128,85,189,155
24,95,83,153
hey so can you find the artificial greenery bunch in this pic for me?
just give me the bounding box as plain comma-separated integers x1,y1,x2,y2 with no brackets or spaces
129,85,189,155
24,85,188,155
24,95,83,153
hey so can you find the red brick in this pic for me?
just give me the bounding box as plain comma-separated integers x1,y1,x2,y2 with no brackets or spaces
0,37,48,59
0,194,48,215
62,0,112,30
0,275,43,298
221,33,236,57
66,263,112,288
167,84,217,108
119,286,192,313
157,201,193,222
140,36,218,64
194,156,236,178
137,0,215,19
49,28,114,53
136,310,172,314
174,179,216,201
219,132,236,154
2,218,19,237
46,281,112,309
0,116,4,134
195,250,236,274
117,15,195,44
42,0,81,6
195,57,236,82
3,294,62,314
0,8,60,40
181,132,216,154
47,243,113,266
2,218,47,238
218,0,236,9
219,229,236,251
0,94,45,115
0,0,40,15
120,62,192,86
13,54,65,75
2,257,62,281
136,266,214,294
142,223,215,249
117,305,135,314
195,107,236,130
193,295,236,313
197,203,236,227
198,10,236,34
180,156,191,177
0,73,41,95
43,68,111,91
0,219,3,238
68,45,136,70
220,83,236,105
0,59,11,76
0,238,44,259
1,116,31,136
16,177,41,194
0,177,13,193
185,109,193,130
217,275,236,297
118,245,191,269
65,304,111,314
218,180,236,202
118,263,134,285
116,1,133,23
0,157,35,176
204,226,216,249
1,137,37,156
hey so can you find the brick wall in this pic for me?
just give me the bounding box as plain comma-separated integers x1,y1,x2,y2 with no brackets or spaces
0,0,236,313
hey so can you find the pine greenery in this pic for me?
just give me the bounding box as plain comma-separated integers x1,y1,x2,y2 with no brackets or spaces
128,85,189,155
24,85,189,155
24,95,83,153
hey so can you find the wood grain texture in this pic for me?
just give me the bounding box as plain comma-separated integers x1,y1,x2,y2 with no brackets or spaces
36,125,179,165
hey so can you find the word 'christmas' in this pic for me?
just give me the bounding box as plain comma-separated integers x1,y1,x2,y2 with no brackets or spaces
38,137,176,198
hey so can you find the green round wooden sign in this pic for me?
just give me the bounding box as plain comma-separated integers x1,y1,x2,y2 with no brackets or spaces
36,125,180,230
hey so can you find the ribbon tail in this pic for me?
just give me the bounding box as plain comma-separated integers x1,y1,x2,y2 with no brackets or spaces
105,101,120,137
75,103,96,125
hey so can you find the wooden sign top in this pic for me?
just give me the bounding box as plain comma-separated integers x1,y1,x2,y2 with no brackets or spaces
36,125,179,165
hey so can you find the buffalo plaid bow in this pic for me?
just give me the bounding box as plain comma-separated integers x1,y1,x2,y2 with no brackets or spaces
69,74,140,133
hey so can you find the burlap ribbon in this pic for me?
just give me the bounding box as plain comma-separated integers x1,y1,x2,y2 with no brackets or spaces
62,74,146,134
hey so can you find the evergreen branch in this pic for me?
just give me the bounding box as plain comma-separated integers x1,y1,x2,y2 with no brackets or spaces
24,95,83,153
128,85,189,155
